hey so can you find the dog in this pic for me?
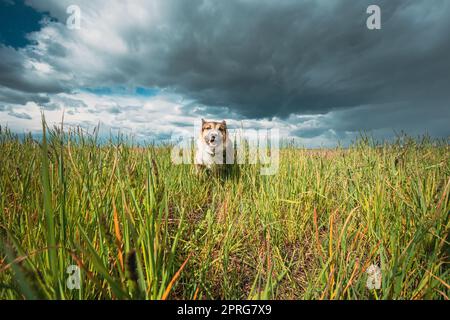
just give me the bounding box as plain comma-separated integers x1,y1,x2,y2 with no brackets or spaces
195,118,233,172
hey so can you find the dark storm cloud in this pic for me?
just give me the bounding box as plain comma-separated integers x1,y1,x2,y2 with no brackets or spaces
291,100,450,140
5,0,450,121
0,45,65,94
0,86,50,105
138,0,450,119
0,0,449,142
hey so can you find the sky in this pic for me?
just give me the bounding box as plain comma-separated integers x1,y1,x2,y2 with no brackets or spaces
0,0,449,147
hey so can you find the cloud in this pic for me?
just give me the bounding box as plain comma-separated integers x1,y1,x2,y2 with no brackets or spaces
8,110,32,120
0,0,448,146
42,95,88,110
0,45,66,94
105,105,122,114
0,86,50,105
18,0,449,115
290,100,450,144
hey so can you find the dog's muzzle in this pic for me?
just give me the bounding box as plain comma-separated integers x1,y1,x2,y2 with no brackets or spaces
206,131,220,145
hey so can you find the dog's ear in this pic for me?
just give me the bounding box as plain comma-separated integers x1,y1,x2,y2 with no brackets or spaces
202,118,206,125
222,120,227,127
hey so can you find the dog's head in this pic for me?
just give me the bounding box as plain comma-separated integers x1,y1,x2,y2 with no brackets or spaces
201,118,228,147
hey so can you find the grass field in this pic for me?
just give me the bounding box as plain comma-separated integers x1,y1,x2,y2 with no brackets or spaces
0,121,449,300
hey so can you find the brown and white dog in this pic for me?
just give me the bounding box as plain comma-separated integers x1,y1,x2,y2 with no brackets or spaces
195,118,233,170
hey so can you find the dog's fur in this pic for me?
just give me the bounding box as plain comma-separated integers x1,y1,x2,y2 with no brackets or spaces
195,119,233,171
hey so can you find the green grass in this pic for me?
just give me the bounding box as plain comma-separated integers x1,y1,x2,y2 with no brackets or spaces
0,121,449,300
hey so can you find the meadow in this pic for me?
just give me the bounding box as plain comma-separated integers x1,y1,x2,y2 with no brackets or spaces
0,121,449,300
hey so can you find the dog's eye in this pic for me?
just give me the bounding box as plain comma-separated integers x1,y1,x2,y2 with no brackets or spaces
204,126,211,130
219,127,224,131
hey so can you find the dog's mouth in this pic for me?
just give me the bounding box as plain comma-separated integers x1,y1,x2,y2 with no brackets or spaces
206,135,220,146
208,140,219,147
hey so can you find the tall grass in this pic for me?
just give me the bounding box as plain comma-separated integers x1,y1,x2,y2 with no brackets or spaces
0,121,448,299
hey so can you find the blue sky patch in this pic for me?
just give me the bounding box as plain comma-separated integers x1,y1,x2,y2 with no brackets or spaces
135,87,158,97
81,86,159,97
0,0,47,48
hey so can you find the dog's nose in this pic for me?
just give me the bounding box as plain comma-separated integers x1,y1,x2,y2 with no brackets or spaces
210,136,216,142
